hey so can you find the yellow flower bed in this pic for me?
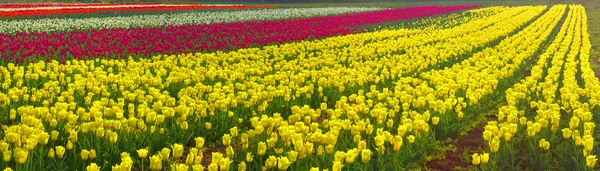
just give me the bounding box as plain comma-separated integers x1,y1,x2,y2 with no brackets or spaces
1,4,595,171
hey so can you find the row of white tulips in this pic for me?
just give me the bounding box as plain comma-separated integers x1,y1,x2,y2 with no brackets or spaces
0,7,383,34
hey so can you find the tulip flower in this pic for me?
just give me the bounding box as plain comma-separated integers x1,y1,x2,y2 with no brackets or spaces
472,153,480,165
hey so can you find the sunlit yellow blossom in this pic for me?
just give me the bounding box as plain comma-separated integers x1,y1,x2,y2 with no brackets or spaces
56,146,66,159
3,150,12,162
407,135,415,144
195,137,205,149
48,148,55,158
246,152,254,162
258,142,267,156
150,155,162,170
587,155,597,168
219,157,231,171
205,122,212,130
172,143,184,158
332,161,343,171
361,149,372,163
89,149,96,159
266,155,278,169
539,139,550,151
192,164,205,171
432,116,440,126
481,153,489,164
223,134,232,146
208,163,218,171
238,162,247,171
14,147,28,164
160,148,171,161
67,140,74,150
86,163,100,171
81,149,90,160
226,146,235,157
137,148,149,158
472,153,480,165
278,157,291,170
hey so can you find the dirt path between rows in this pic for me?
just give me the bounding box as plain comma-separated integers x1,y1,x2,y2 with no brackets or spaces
423,120,487,171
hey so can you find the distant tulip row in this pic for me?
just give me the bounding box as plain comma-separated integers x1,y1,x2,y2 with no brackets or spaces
0,7,382,34
0,5,479,64
0,3,274,17
0,6,478,63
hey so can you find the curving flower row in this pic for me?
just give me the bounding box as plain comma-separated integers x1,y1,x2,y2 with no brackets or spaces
479,5,600,170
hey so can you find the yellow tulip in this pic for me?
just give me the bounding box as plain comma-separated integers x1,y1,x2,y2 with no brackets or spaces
66,140,74,150
481,153,489,164
238,162,247,171
265,155,277,169
3,150,12,162
192,164,205,171
246,152,254,162
160,148,171,161
222,134,232,147
361,149,372,163
137,148,149,158
345,149,358,164
89,149,96,159
539,139,550,151
14,147,28,164
195,137,205,149
208,163,218,171
278,157,291,170
332,161,343,171
205,122,212,130
432,116,440,126
226,146,234,157
48,148,55,159
334,151,345,163
219,157,231,171
587,155,597,168
86,163,100,171
0,141,9,152
150,155,162,170
56,146,66,159
186,151,196,165
472,153,480,165
407,135,415,144
287,151,298,162
81,149,90,160
172,143,184,159
258,142,267,156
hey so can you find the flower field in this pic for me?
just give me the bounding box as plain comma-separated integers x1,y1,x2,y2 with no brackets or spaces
0,2,599,171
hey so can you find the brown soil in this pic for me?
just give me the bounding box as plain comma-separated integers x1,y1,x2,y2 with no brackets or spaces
424,121,487,171
201,145,227,167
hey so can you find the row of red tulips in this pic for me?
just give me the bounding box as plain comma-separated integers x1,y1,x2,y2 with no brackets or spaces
0,5,480,64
